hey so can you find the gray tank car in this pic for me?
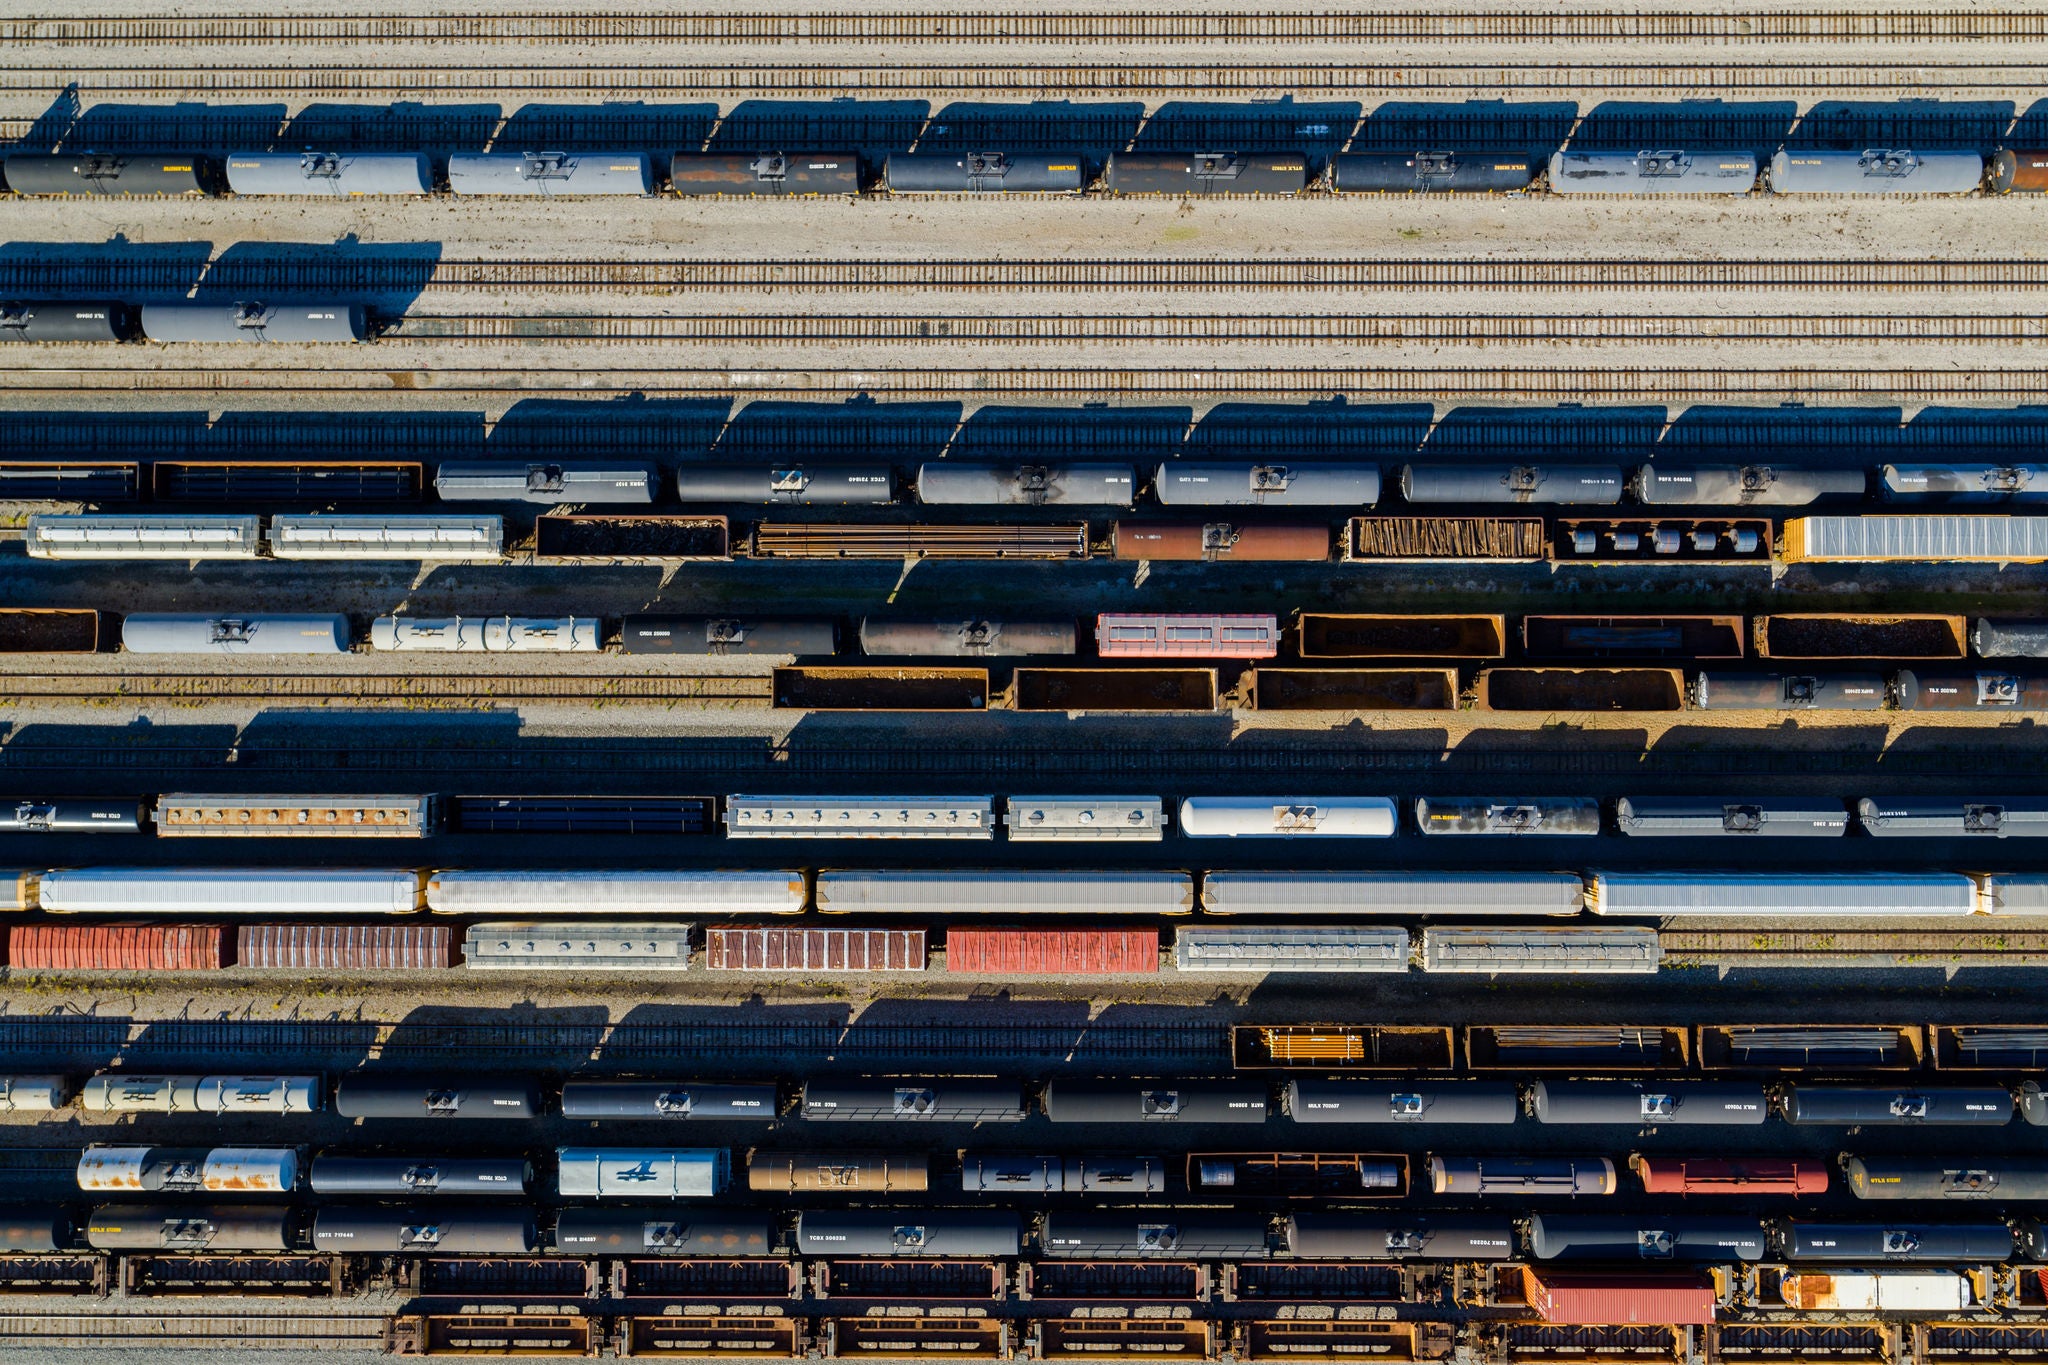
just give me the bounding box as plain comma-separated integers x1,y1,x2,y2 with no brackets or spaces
620,616,838,656
308,1156,532,1195
0,302,131,343
1975,619,2048,658
1881,463,2048,502
311,1206,537,1254
435,461,657,504
139,303,367,344
1634,465,1866,506
1616,798,1850,838
121,615,350,656
1041,1213,1269,1259
1844,1156,2048,1201
559,1082,779,1120
669,152,861,196
1285,1081,1519,1125
859,618,1076,656
1529,1215,1767,1262
1153,462,1381,507
1692,672,1888,710
1778,1222,2013,1262
447,151,652,195
2,153,210,197
1103,152,1308,195
884,152,1085,193
1781,1087,2013,1126
915,462,1135,507
674,464,894,504
1042,1080,1269,1124
553,1209,774,1255
86,1204,292,1252
1857,798,2048,838
1400,464,1626,505
1531,1081,1769,1126
1770,149,1984,195
795,1210,1021,1257
1414,797,1601,836
224,151,431,196
1549,150,1758,194
1287,1214,1516,1260
1333,152,1539,193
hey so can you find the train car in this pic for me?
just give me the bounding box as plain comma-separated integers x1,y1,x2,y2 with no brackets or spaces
41,867,423,915
1178,796,1397,838
311,1206,537,1253
1633,1156,1828,1195
11,923,219,971
1549,150,1759,194
883,152,1084,193
79,1074,322,1115
224,151,431,196
1190,1153,1405,1196
267,514,504,561
704,926,927,973
1770,149,1983,195
0,1208,70,1254
24,514,262,561
1104,151,1308,195
1430,1156,1615,1196
1528,1215,1768,1262
1420,927,1660,975
796,1210,1022,1257
815,870,1193,916
1414,797,1600,835
1400,463,1625,505
139,303,366,344
153,794,433,838
675,464,894,504
1895,669,2048,710
962,1155,1166,1194
86,1205,292,1252
1778,1269,1976,1311
1781,515,2048,565
1112,522,1332,562
1530,1082,1769,1127
559,1082,778,1121
1286,1213,1516,1261
369,615,601,652
1097,614,1279,659
434,460,658,504
1042,1080,1268,1125
1843,1156,2048,1200
1002,795,1165,841
1615,797,1850,837
1632,465,1866,506
1041,1213,1270,1259
426,869,802,916
625,615,840,656
308,1156,532,1195
0,301,132,343
448,151,651,195
1153,462,1381,507
120,614,350,655
1778,1222,2013,1262
727,796,994,840
1202,871,1585,918
1974,618,2048,658
800,1079,1026,1123
1286,1081,1519,1125
76,1146,298,1194
0,1076,74,1112
670,152,861,195
553,1209,774,1256
947,928,1158,976
1692,671,1889,710
859,618,1075,657
1857,798,2048,838
1332,151,1538,193
332,1075,540,1121
1881,463,2048,502
556,1148,731,1199
2,153,210,196
915,462,1135,507
1780,1086,2014,1126
749,1151,929,1194
1992,149,2048,193
1588,872,1980,917
460,920,693,972
2,800,143,834
1172,926,1411,974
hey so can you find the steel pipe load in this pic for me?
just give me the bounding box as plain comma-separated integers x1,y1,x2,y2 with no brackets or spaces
308,1156,532,1195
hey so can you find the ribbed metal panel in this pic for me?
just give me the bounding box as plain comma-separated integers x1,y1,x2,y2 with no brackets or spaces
816,870,1194,916
946,929,1158,975
235,924,452,970
1421,927,1661,974
1202,871,1584,917
1590,872,1979,917
1789,515,2048,563
1174,927,1410,973
428,870,802,916
704,927,925,972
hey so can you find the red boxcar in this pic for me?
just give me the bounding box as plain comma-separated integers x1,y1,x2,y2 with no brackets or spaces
706,927,926,972
946,928,1159,975
1096,613,1279,659
1524,1269,1716,1325
1632,1155,1828,1196
237,924,454,970
8,924,223,971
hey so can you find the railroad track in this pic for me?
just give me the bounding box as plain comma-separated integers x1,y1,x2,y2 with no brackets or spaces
6,61,2045,98
6,12,2039,45
0,673,773,707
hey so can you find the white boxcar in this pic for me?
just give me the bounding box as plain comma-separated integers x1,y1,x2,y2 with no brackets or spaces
1003,796,1166,842
1982,874,2048,915
1588,872,1978,918
1201,871,1586,917
816,869,1195,916
1421,927,1661,975
268,515,504,561
77,1145,299,1193
556,1147,729,1198
24,514,261,560
40,868,425,915
462,920,694,971
1787,515,2048,564
370,615,602,652
726,795,995,840
154,794,432,838
121,614,351,655
1179,797,1397,838
1173,927,1411,973
1779,1270,1973,1312
79,1074,323,1115
429,869,803,916
0,1075,72,1111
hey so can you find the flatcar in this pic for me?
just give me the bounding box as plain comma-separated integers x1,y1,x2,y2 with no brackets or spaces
1103,151,1308,195
1693,671,1889,710
434,460,657,505
86,1204,292,1252
1526,1214,1767,1262
2,153,210,197
1428,1156,1616,1196
669,152,861,196
1780,1086,2014,1126
859,619,1076,657
1632,465,1866,506
961,1155,1166,1194
1400,463,1626,505
79,1074,322,1115
1615,797,1849,837
224,151,431,196
883,152,1084,193
311,1206,538,1253
1881,463,2048,502
1548,150,1758,194
915,462,1135,507
1097,613,1279,660
1042,1080,1268,1124
2,800,144,834
559,1082,778,1121
1178,796,1397,838
1843,1156,2048,1201
1857,798,2048,838
1415,797,1601,835
1530,1082,1769,1127
308,1156,532,1195
674,464,894,504
1633,1156,1828,1195
1285,1081,1519,1125
1332,151,1538,193
139,303,366,344
1776,1222,2013,1262
749,1151,929,1194
1286,1213,1516,1261
0,301,131,343
370,615,601,652
794,1210,1021,1256
556,1148,730,1198
1153,461,1381,507
25,514,262,561
800,1079,1026,1123
447,151,652,196
1770,149,1984,195
76,1146,298,1194
1041,1213,1270,1259
624,615,839,656
553,1209,774,1255
153,794,433,838
332,1075,540,1121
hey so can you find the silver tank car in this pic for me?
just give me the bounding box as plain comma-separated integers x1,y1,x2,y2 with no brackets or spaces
858,619,1077,657
1844,1156,2048,1201
1634,464,1866,506
1399,463,1626,504
139,303,366,343
884,152,1085,193
1692,672,1888,710
1528,1215,1767,1262
1415,796,1601,835
1041,1213,1269,1259
1332,151,1539,193
559,1082,779,1120
0,1075,73,1111
121,614,350,656
307,1156,531,1195
1770,149,1984,195
1616,798,1850,838
554,1209,774,1256
1549,150,1758,194
795,1210,1021,1257
332,1075,539,1120
961,1154,1166,1194
0,301,131,343
1287,1214,1515,1261
86,1205,292,1252
1858,798,2048,838
1974,619,2048,658
3,800,144,834
1041,1080,1269,1124
800,1079,1025,1123
1153,462,1382,507
622,616,839,655
915,462,1135,507
1102,152,1308,195
1881,463,2048,502
370,615,601,652
77,1146,298,1194
311,1206,537,1254
555,1148,730,1198
1531,1081,1769,1126
1778,1222,2013,1262
435,460,657,504
447,151,652,195
1781,1087,2014,1126
224,151,431,196
1428,1156,1616,1196
2,153,210,197
669,152,861,196
1285,1081,1519,1125
674,463,895,504
79,1074,322,1115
